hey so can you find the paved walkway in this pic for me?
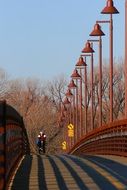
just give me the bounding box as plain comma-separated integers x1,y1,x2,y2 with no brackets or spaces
8,154,127,190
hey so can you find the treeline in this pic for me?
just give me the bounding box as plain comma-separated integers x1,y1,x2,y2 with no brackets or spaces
0,69,67,154
0,58,125,154
88,58,124,127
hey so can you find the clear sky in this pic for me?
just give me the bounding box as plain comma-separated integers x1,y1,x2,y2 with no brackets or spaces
0,0,125,80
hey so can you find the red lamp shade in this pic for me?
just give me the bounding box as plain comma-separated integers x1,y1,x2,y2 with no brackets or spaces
90,24,105,36
68,79,77,89
82,42,94,53
71,69,81,79
76,56,87,68
101,0,119,14
63,97,70,105
65,89,73,97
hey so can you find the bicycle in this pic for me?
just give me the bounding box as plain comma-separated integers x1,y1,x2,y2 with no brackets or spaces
37,140,45,154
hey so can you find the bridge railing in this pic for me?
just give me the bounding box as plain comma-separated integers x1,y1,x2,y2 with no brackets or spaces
69,119,127,157
0,100,30,190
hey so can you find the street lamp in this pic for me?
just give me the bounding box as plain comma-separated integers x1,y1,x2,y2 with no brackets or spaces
71,69,81,140
89,23,105,127
63,97,71,127
59,103,67,149
65,89,73,124
73,66,83,139
82,42,95,131
99,0,119,122
65,89,74,148
68,79,77,143
68,80,77,125
76,56,87,135
63,97,71,111
63,97,71,150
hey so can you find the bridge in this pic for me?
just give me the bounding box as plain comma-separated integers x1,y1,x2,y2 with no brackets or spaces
1,0,127,189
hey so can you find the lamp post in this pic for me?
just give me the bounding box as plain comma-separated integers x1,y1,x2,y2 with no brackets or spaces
76,56,87,135
71,69,81,140
60,104,67,151
89,23,105,127
63,97,71,124
65,89,74,147
99,0,119,122
68,79,77,143
65,88,74,147
125,0,127,117
65,88,73,124
82,42,95,131
63,97,71,150
58,102,66,128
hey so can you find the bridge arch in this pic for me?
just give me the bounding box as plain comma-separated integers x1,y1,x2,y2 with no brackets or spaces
0,100,30,189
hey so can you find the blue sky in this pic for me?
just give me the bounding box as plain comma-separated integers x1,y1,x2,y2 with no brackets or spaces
0,0,125,80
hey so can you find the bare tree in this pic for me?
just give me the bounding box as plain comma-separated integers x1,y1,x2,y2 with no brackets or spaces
45,74,68,110
3,75,68,154
0,68,10,99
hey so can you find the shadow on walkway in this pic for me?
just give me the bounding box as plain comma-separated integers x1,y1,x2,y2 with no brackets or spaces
10,155,48,190
10,155,32,190
37,155,47,190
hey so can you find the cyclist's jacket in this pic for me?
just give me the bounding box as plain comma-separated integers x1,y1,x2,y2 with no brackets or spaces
40,133,46,141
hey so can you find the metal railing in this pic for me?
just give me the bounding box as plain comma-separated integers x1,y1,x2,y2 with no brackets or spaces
0,100,30,190
69,119,127,157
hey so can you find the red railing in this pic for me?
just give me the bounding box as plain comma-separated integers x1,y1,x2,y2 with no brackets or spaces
0,101,30,190
69,119,127,157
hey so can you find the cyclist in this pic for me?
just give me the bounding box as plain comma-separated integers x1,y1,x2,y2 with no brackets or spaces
37,131,46,154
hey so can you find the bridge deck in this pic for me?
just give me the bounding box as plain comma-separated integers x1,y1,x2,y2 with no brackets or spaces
8,154,127,190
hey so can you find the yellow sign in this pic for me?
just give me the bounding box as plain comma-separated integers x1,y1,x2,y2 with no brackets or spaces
67,123,74,137
68,129,74,137
62,141,67,150
67,123,74,129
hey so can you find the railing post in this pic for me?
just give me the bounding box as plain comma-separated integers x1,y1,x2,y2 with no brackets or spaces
21,117,25,155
